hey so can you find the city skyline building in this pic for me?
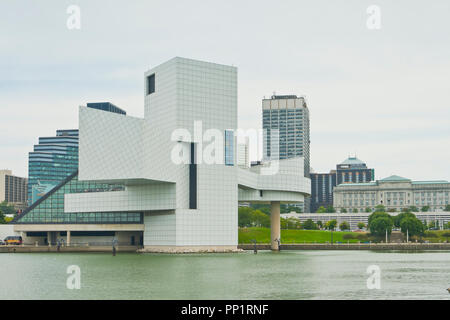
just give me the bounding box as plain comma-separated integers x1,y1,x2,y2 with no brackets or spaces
0,169,28,211
333,175,450,213
310,156,375,213
262,94,311,211
27,129,79,205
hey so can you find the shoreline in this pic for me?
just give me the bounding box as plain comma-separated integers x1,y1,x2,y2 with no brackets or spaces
2,243,450,253
239,243,450,251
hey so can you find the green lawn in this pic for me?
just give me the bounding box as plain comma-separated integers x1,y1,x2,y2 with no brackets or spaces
422,230,450,243
238,227,367,244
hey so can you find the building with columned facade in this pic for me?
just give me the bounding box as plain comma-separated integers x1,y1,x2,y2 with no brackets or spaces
334,175,450,213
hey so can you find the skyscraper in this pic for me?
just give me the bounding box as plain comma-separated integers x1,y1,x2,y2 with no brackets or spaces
262,95,311,210
310,156,375,213
28,129,79,204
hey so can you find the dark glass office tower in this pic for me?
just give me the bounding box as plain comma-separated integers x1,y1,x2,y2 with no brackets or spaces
310,157,375,213
28,129,79,205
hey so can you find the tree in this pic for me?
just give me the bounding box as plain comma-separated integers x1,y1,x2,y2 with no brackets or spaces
238,207,253,227
393,212,416,228
352,208,358,213
445,205,450,212
421,206,430,212
368,211,391,226
428,220,438,230
280,217,287,229
284,217,300,229
442,232,450,243
357,222,366,230
326,206,336,213
444,222,450,230
339,221,350,231
303,219,318,230
325,219,337,231
0,210,5,224
400,217,425,237
409,206,419,212
316,220,323,229
368,212,393,236
281,205,302,214
365,207,372,213
0,201,15,216
340,208,347,213
250,204,271,215
374,204,385,212
250,210,270,228
369,216,393,237
316,206,326,213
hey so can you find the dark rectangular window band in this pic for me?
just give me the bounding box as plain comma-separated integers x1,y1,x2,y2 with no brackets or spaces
147,74,155,95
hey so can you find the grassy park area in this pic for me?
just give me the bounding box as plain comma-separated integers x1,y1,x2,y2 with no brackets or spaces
238,227,368,244
421,230,450,243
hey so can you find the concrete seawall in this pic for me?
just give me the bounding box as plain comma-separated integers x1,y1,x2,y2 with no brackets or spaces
0,245,141,253
238,243,450,251
2,243,450,253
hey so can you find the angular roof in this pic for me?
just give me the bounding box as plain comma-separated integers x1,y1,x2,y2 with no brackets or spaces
340,157,365,165
379,175,411,182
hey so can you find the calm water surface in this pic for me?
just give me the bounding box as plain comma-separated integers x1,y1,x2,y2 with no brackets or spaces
1,250,449,300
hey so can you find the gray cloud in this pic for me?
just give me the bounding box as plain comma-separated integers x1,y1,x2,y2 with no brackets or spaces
0,0,449,181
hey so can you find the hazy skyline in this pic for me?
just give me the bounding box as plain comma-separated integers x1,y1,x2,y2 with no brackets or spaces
1,0,449,181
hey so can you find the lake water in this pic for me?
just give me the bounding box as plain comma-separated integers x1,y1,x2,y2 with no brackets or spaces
1,250,449,300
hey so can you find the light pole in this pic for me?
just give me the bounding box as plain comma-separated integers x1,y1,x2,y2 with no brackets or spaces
407,228,409,243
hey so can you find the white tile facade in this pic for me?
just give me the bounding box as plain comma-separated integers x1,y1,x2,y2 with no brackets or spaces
68,57,311,250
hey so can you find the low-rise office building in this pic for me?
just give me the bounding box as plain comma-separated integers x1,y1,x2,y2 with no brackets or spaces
334,175,450,213
0,170,28,211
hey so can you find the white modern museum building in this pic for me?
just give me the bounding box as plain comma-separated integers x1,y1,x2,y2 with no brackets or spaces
12,57,311,252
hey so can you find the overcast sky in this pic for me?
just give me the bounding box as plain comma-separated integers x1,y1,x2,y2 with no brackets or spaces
1,0,449,181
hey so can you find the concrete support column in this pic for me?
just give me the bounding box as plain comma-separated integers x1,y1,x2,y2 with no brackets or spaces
47,231,52,247
271,201,281,251
67,231,71,247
